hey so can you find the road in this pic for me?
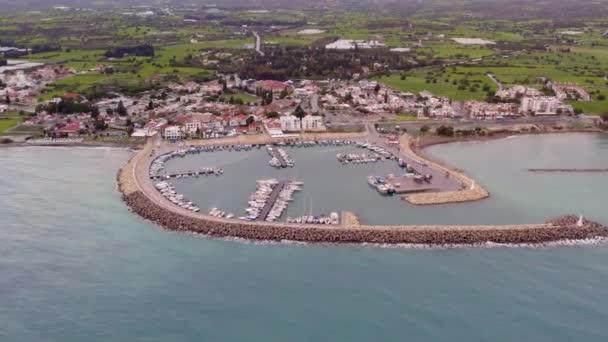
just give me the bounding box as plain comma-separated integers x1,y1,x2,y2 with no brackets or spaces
252,31,265,56
486,73,503,91
376,116,585,131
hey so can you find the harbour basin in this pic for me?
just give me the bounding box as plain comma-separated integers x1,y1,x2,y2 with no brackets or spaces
160,133,608,225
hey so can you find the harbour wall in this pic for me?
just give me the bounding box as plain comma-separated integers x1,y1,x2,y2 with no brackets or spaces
122,190,608,245
399,135,490,205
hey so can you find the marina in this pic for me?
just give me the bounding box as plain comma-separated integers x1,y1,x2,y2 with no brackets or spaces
155,138,462,224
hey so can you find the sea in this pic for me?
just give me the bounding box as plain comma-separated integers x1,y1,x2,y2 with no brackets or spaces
1,133,608,341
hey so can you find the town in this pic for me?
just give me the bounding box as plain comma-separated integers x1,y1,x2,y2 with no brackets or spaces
0,64,603,145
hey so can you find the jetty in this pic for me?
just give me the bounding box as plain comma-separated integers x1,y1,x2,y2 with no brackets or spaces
257,181,287,221
268,147,288,167
528,168,608,173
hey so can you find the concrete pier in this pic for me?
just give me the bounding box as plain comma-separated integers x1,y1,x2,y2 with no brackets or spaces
257,181,287,221
268,147,288,168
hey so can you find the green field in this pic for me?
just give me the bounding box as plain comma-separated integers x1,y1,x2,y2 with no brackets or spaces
221,92,258,104
377,68,496,101
0,119,20,133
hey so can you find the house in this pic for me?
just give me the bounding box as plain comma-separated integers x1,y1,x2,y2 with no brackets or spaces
302,115,325,131
279,115,301,131
164,126,183,140
56,122,82,137
142,119,168,136
255,80,291,94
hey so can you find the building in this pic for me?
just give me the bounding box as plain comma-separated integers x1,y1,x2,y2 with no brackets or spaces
254,80,290,94
163,126,183,140
551,83,591,101
279,115,301,131
55,122,82,137
301,115,325,131
184,113,214,134
520,96,573,115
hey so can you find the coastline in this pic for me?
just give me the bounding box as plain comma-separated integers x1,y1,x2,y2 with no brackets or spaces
116,132,608,246
0,140,145,149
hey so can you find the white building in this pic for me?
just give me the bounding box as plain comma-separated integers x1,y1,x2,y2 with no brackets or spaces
279,115,301,131
302,115,325,131
325,39,386,50
164,126,183,140
520,96,573,115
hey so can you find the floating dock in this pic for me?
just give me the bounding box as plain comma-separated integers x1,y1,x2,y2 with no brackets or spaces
256,181,287,221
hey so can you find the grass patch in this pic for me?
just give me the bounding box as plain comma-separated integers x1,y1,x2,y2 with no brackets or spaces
0,119,20,133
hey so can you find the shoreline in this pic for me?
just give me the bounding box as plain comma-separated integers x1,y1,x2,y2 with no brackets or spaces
0,140,145,149
116,131,608,247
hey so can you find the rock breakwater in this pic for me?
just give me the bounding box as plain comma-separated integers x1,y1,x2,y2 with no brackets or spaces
122,191,608,246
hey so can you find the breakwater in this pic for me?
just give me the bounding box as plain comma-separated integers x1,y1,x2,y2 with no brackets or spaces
399,135,490,205
121,190,608,245
528,168,608,173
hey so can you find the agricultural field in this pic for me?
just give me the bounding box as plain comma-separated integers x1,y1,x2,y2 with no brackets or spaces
1,4,608,114
377,67,496,101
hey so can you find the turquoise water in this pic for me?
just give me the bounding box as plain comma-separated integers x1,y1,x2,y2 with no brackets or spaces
166,133,608,225
1,135,608,341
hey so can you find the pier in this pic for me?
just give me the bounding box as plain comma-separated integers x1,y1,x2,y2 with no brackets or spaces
257,181,287,221
528,168,608,173
150,168,223,179
268,147,288,167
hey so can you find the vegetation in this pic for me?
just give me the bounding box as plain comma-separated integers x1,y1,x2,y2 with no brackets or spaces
0,119,19,134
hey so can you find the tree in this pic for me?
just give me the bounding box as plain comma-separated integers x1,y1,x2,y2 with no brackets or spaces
246,115,255,126
94,118,107,131
294,105,306,120
420,125,430,134
4,92,10,104
265,111,279,118
91,106,100,119
436,125,454,137
279,87,289,99
374,83,381,93
147,100,154,110
116,100,128,116
601,112,608,122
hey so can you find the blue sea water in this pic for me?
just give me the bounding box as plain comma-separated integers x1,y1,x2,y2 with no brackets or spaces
1,135,608,341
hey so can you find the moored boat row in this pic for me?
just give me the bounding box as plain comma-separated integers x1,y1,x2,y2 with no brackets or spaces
286,212,340,225
154,181,200,213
